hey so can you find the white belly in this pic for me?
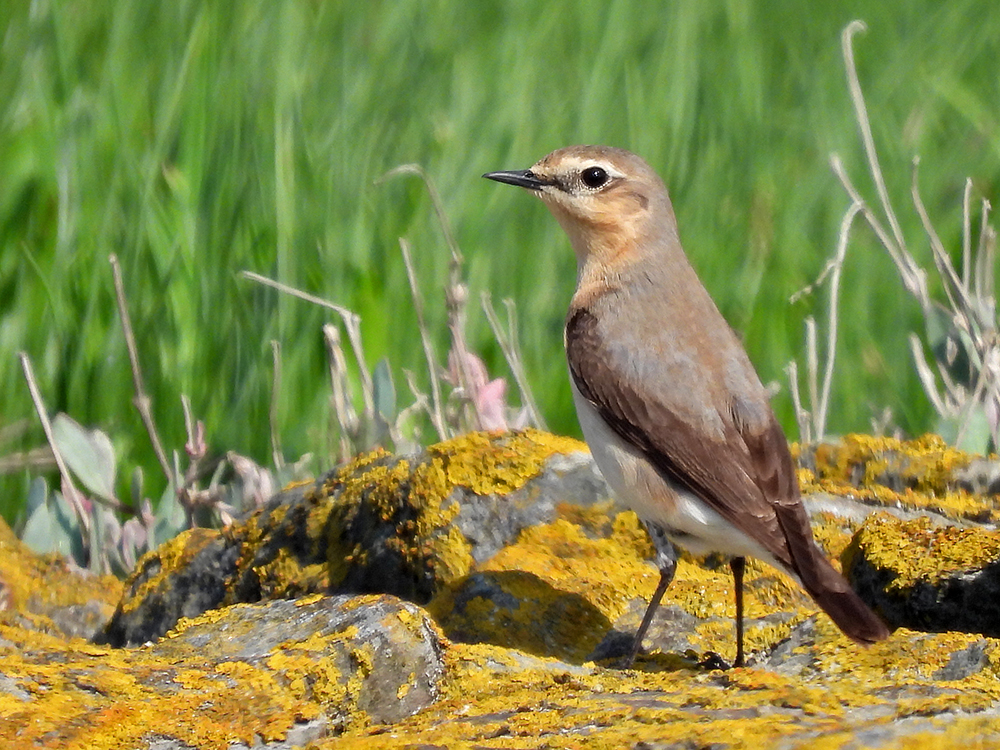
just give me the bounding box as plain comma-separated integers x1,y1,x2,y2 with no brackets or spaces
570,381,783,569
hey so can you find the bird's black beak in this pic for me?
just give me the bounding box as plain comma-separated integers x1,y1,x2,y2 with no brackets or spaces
482,169,545,190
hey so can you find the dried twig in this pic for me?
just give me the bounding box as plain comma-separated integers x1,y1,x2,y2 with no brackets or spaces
911,160,974,326
829,156,930,314
963,178,974,291
842,21,908,260
444,266,481,431
181,394,207,488
0,447,56,474
784,360,811,444
379,164,463,266
18,352,90,544
399,238,448,440
323,323,357,462
481,292,546,430
269,340,284,469
831,20,1000,451
805,317,819,437
811,202,864,440
241,270,375,419
379,164,484,430
110,254,173,482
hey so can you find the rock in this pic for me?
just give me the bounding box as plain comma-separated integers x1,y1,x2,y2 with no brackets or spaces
954,456,1000,496
13,431,1000,747
843,512,1000,635
430,516,653,662
325,633,1000,748
99,429,604,647
796,433,998,524
0,515,121,640
1,593,445,747
156,594,445,725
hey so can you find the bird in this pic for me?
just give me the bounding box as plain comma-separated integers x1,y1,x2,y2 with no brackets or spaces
483,145,890,668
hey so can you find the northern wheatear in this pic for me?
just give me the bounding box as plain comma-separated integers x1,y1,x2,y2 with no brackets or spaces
484,145,889,667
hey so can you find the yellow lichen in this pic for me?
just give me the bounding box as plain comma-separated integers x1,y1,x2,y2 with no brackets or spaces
16,433,1000,748
428,514,663,662
122,527,220,615
324,430,589,598
250,548,329,599
427,430,587,497
0,518,123,623
802,434,992,524
844,513,1000,591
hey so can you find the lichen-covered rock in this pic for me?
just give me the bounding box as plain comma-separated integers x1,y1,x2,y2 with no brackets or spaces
99,429,602,647
430,516,653,662
11,432,1000,747
311,633,1000,749
797,433,997,523
0,516,121,640
323,430,604,598
1,593,445,747
843,512,1000,635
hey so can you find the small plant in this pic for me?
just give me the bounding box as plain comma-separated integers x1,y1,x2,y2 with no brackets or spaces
18,355,303,575
788,21,998,453
14,165,543,575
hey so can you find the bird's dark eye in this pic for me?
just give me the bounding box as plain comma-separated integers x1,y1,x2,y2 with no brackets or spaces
581,166,609,189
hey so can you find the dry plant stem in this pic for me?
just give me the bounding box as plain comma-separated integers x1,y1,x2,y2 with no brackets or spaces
955,361,992,448
835,19,1000,446
399,238,448,440
829,156,931,316
18,352,91,543
842,21,908,262
870,407,894,436
502,297,544,424
380,163,481,430
110,254,173,483
908,332,959,414
269,340,285,469
323,323,356,462
180,394,207,491
975,202,996,305
784,360,811,443
379,164,463,266
401,369,432,427
963,178,973,291
805,317,819,437
0,447,55,474
396,371,431,446
242,270,375,419
445,259,482,431
908,334,948,414
912,160,977,327
813,202,864,440
481,292,547,430
836,22,931,313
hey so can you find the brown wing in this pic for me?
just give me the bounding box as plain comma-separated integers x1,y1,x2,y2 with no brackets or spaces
566,306,891,643
565,306,798,570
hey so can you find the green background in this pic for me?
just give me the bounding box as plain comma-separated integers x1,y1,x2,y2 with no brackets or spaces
2,1,998,521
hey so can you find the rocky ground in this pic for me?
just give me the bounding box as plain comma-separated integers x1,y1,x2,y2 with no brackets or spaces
3,429,1000,748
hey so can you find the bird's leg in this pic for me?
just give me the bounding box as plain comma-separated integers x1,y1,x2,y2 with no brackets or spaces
624,559,676,667
730,556,746,668
623,523,678,668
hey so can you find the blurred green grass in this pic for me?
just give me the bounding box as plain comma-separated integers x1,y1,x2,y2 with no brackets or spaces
1,1,999,521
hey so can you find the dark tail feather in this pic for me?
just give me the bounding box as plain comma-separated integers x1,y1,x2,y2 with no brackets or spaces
798,549,890,644
775,504,890,644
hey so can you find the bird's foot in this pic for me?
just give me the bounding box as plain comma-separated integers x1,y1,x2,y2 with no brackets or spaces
695,651,732,671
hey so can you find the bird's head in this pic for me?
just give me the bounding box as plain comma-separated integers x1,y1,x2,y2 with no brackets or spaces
483,145,677,269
